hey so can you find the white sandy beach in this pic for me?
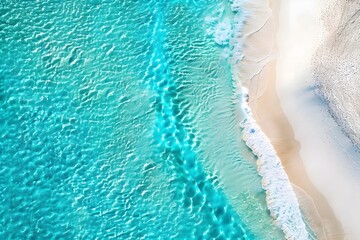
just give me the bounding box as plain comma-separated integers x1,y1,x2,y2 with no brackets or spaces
241,0,360,239
276,0,360,239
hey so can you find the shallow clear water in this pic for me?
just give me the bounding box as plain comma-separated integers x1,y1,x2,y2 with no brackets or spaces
0,0,285,239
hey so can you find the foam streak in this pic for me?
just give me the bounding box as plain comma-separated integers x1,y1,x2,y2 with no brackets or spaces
240,88,309,240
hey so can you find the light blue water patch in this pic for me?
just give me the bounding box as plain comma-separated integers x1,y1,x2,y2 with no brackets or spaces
0,0,284,239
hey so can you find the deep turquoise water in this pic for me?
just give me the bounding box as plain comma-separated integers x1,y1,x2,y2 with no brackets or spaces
0,0,285,239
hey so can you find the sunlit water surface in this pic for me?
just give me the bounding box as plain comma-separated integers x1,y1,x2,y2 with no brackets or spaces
0,0,285,239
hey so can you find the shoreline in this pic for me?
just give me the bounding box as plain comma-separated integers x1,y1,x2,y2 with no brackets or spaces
241,89,309,239
240,0,344,238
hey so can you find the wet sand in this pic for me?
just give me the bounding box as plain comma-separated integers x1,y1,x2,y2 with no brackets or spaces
243,0,345,238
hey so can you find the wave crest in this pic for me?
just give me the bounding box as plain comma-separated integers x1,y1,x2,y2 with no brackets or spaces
240,88,310,240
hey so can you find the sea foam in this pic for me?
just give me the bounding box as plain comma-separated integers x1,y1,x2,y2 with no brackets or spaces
207,0,310,238
227,0,310,238
240,88,309,240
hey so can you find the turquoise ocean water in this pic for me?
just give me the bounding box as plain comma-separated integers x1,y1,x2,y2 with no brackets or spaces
0,0,286,239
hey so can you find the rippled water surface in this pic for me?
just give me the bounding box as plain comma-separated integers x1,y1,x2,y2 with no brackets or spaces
0,0,285,239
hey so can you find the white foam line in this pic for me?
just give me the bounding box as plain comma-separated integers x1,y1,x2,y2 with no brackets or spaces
227,0,310,238
239,88,309,240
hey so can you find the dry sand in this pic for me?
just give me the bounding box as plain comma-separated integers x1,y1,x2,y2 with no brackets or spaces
242,0,356,239
313,0,360,149
275,0,360,239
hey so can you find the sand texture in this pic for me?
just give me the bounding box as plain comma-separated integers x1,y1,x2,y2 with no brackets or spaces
241,0,356,239
277,0,360,239
313,0,360,149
